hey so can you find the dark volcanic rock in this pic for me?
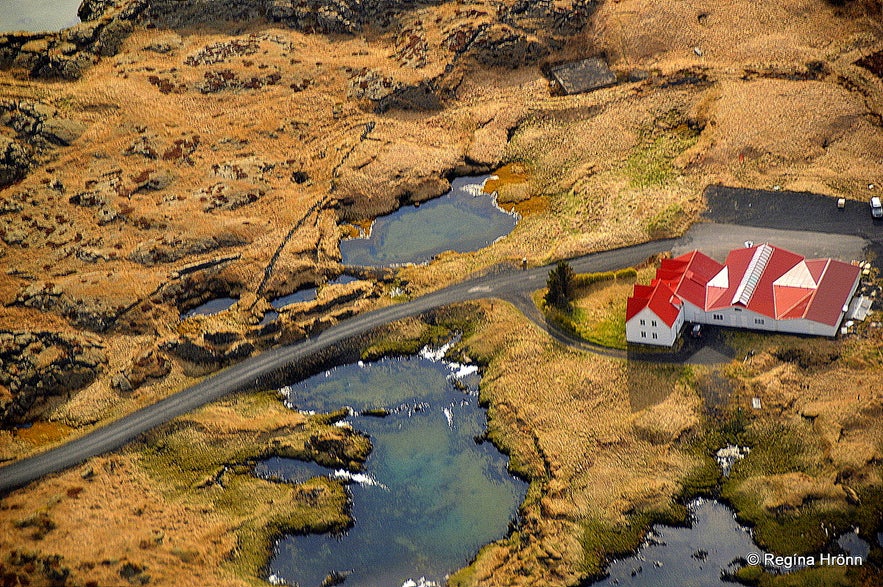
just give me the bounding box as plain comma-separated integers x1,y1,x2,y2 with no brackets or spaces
0,0,145,79
347,68,441,113
1,100,88,150
0,136,32,188
111,348,171,392
161,337,254,374
15,281,129,332
0,330,106,425
468,24,548,67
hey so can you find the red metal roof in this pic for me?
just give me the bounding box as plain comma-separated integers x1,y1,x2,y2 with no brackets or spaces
626,280,682,327
669,250,725,310
804,259,861,326
627,243,859,331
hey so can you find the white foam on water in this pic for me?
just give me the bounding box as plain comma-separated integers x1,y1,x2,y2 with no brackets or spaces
418,340,455,362
332,469,389,490
462,182,486,197
419,342,480,391
715,445,750,476
443,407,453,429
267,573,287,585
452,363,479,378
401,578,440,587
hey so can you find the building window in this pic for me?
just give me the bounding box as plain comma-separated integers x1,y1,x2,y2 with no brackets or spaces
754,318,765,325
652,333,658,339
713,314,723,320
651,320,657,327
734,308,742,312
639,319,645,326
641,331,646,338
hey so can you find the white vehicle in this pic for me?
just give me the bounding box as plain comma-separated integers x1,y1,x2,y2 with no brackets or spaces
871,196,883,219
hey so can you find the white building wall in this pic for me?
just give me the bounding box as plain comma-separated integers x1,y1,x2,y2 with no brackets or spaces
626,306,684,347
627,265,859,346
683,304,844,337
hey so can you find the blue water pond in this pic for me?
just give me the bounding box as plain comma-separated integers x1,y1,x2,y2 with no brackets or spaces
267,354,526,587
340,176,517,267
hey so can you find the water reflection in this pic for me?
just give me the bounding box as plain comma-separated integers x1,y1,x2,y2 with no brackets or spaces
340,176,517,267
0,0,81,33
181,297,237,318
268,353,526,587
270,288,317,309
595,499,874,586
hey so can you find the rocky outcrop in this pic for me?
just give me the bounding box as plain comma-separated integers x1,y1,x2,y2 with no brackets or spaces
347,69,442,113
467,24,549,67
0,1,146,79
160,335,255,376
16,290,118,332
0,330,106,425
129,234,248,265
110,348,171,393
0,136,32,189
1,100,87,149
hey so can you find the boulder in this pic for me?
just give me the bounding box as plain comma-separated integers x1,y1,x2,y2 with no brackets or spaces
39,117,87,146
0,136,32,188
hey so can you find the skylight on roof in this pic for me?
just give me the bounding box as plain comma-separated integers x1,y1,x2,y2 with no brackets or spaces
732,244,772,305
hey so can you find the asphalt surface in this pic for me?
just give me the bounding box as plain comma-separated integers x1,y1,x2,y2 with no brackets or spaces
2,185,877,493
704,185,883,264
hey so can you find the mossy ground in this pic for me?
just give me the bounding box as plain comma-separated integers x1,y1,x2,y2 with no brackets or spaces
134,390,367,583
535,266,648,350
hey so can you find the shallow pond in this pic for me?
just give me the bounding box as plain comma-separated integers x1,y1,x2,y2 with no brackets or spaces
339,176,517,267
266,351,526,587
0,0,81,33
595,498,873,586
270,287,318,309
180,296,237,319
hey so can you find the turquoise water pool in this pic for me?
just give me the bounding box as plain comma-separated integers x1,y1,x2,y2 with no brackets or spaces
267,351,526,587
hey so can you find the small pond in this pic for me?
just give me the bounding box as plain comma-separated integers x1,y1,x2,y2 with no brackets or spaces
270,287,318,309
329,273,358,286
180,296,237,319
0,0,81,33
339,176,517,267
266,349,526,587
594,498,873,586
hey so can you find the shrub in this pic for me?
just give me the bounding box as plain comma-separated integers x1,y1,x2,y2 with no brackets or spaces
545,261,575,309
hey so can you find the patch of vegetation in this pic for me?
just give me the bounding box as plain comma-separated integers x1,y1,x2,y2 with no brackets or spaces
2,551,71,585
13,512,57,540
624,134,692,189
771,338,841,371
135,391,364,583
578,505,685,577
719,418,883,555
221,475,349,583
545,261,576,309
538,268,640,350
361,303,482,362
361,323,452,361
730,564,861,587
646,203,687,238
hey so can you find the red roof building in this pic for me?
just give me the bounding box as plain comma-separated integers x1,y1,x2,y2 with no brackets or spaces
626,243,861,346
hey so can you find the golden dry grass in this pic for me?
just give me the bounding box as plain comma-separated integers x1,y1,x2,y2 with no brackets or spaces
0,391,359,586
